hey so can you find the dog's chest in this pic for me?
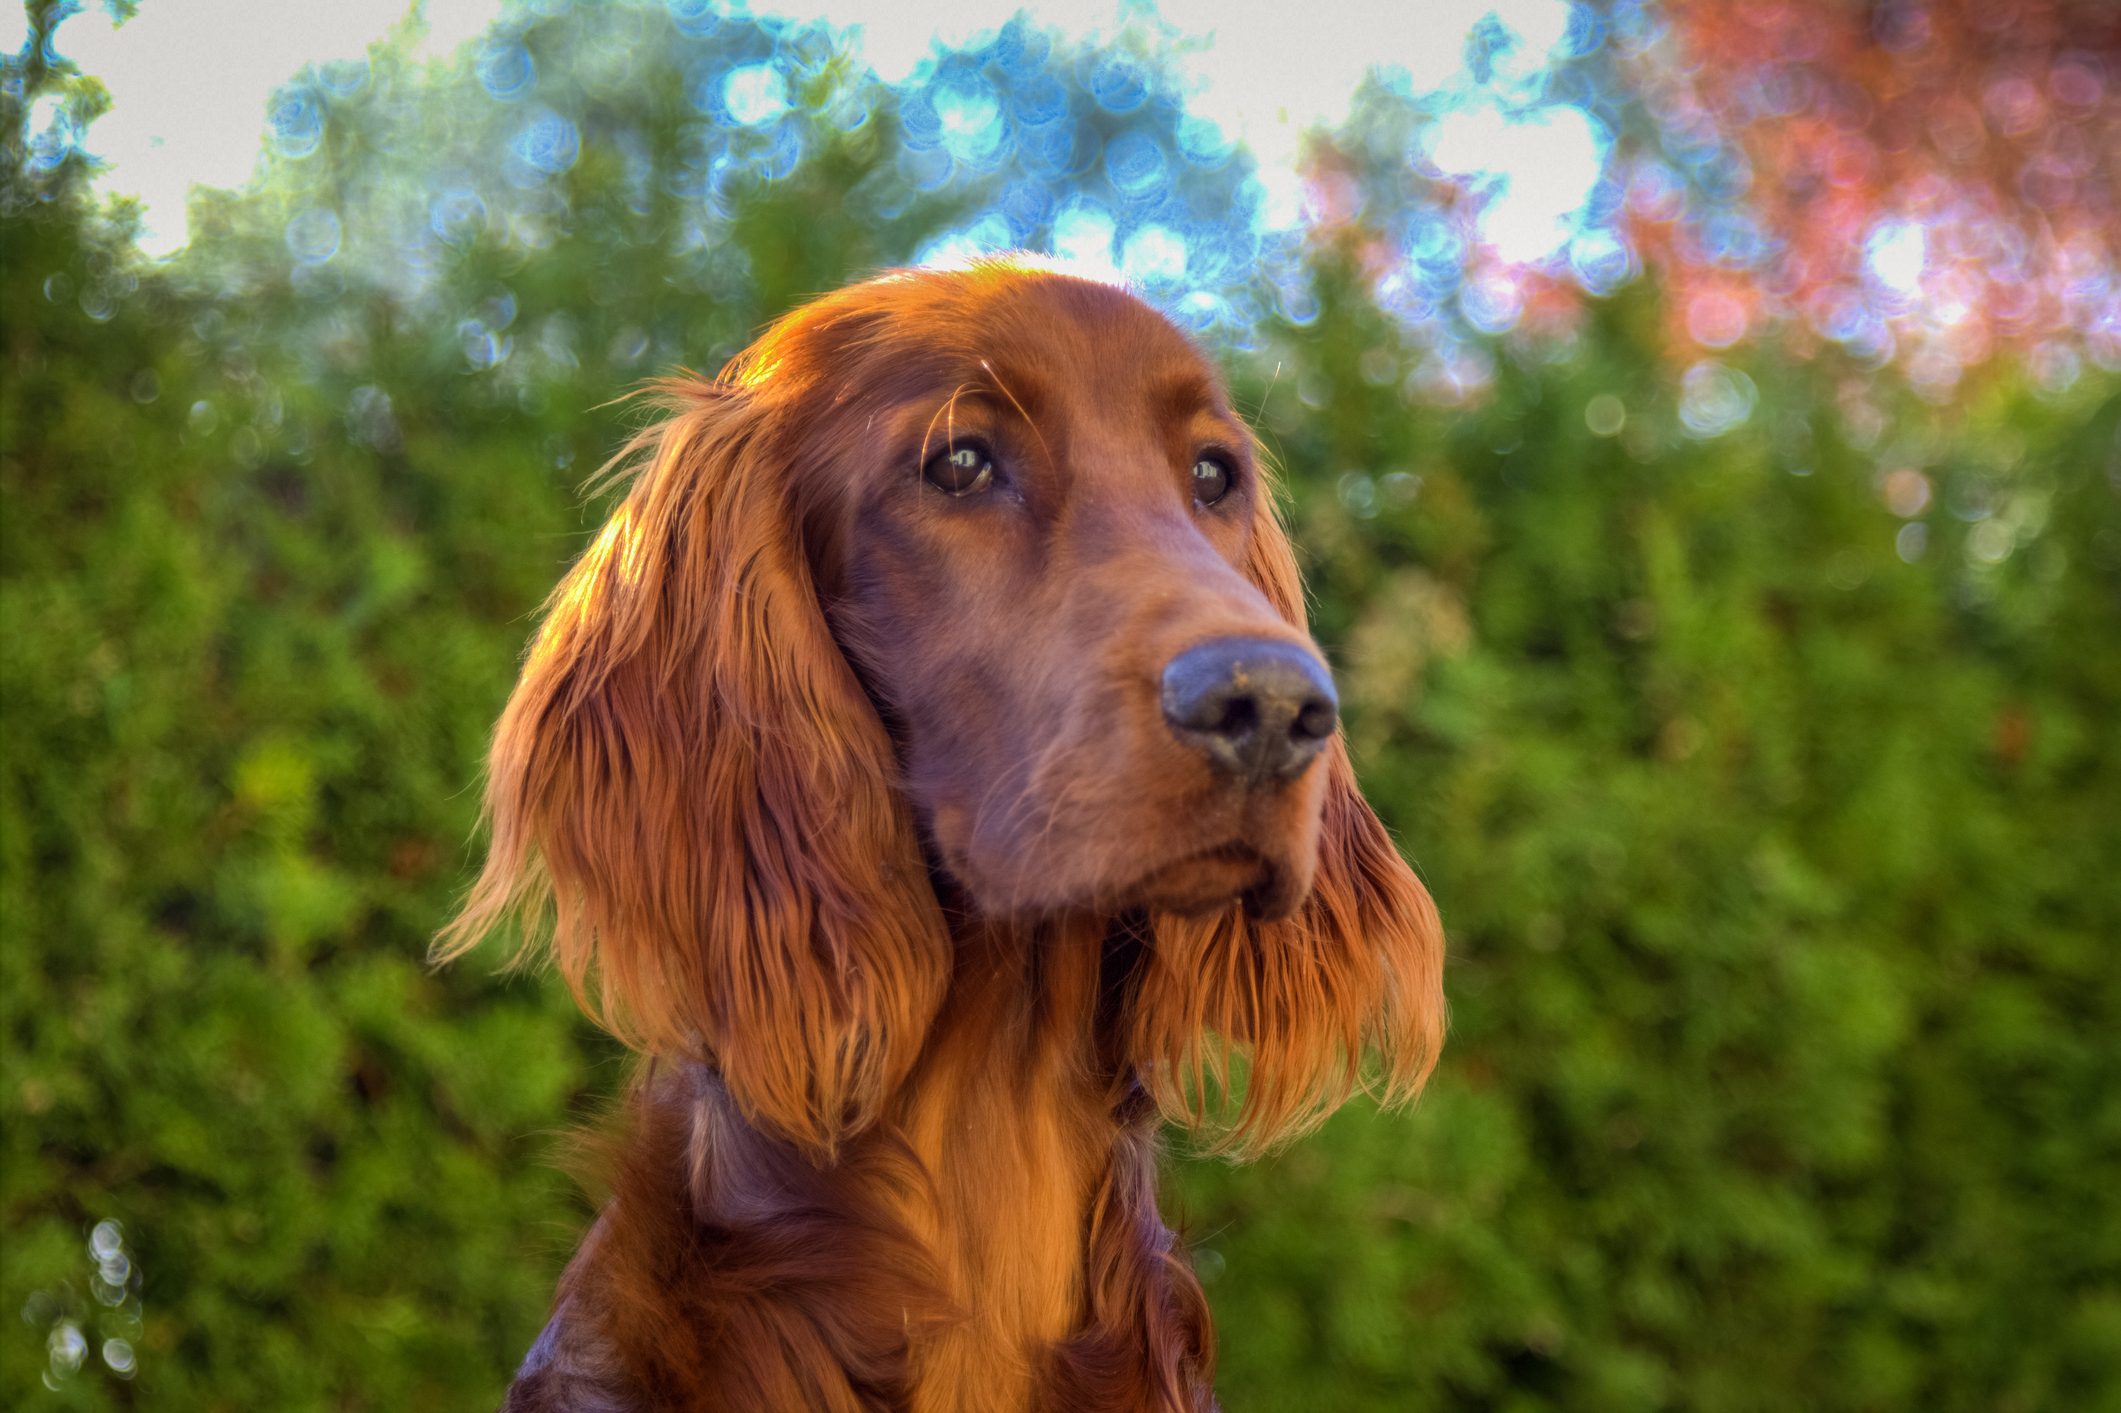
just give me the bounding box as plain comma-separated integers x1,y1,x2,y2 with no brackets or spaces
888,954,1112,1412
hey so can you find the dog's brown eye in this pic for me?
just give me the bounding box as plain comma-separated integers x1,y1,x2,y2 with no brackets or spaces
1192,454,1234,507
924,442,995,496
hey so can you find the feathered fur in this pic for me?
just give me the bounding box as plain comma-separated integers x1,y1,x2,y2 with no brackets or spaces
441,262,1445,1411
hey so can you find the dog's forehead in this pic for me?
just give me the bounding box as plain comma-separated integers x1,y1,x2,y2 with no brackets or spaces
974,273,1187,350
983,285,1229,434
826,267,1221,409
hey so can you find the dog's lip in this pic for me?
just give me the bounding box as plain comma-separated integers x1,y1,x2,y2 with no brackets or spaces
1166,840,1264,870
1112,839,1273,915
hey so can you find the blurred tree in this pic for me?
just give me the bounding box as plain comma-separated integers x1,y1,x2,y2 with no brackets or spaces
3,2,2117,1410
4,4,605,1407
1176,246,2121,1411
1643,0,2121,392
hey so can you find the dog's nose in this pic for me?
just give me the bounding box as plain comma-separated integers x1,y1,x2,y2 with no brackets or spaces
1160,637,1338,784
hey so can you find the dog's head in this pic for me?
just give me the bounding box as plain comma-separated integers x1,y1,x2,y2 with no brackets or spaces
443,262,1443,1157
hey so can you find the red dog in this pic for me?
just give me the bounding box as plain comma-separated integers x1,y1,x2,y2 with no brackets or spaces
443,261,1445,1411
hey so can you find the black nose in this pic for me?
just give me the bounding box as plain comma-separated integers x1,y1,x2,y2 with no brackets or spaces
1160,637,1338,784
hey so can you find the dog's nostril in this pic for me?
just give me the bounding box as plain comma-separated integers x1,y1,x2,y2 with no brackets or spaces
1161,637,1338,784
1207,695,1258,738
1292,696,1337,743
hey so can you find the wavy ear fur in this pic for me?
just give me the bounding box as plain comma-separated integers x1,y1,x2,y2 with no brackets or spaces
439,377,950,1159
1131,461,1446,1155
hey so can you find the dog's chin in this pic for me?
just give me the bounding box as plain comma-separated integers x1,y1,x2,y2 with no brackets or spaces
1096,845,1318,922
1128,844,1273,917
944,824,1316,924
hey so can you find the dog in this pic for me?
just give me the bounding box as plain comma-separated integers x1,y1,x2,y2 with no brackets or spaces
441,259,1445,1411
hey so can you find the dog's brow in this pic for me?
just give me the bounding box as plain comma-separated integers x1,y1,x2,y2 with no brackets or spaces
968,358,1048,419
917,382,976,468
1150,369,1220,426
981,358,1053,467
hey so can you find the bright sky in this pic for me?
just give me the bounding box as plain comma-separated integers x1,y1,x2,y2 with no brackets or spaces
42,0,1600,260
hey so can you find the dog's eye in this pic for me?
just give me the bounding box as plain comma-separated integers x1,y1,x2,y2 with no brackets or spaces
1192,453,1234,507
923,442,995,497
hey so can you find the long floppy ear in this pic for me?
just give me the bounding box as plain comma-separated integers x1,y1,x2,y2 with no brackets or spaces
438,376,950,1160
1130,460,1446,1156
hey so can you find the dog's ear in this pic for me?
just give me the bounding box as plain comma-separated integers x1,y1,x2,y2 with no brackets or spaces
439,377,949,1160
1132,459,1445,1155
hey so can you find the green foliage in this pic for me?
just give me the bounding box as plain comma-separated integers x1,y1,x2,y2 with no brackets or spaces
1173,264,2121,1412
4,7,2118,1410
1,94,605,1413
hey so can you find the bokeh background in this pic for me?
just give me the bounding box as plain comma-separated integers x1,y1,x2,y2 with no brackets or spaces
4,0,2118,1407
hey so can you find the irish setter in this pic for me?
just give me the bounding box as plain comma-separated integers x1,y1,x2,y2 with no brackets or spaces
441,261,1446,1412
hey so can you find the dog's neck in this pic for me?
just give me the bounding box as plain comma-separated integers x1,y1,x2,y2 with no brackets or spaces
535,915,1212,1412
883,911,1141,1410
637,910,1205,1411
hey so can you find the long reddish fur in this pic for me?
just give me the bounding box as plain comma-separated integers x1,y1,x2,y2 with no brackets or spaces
439,263,1445,1412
